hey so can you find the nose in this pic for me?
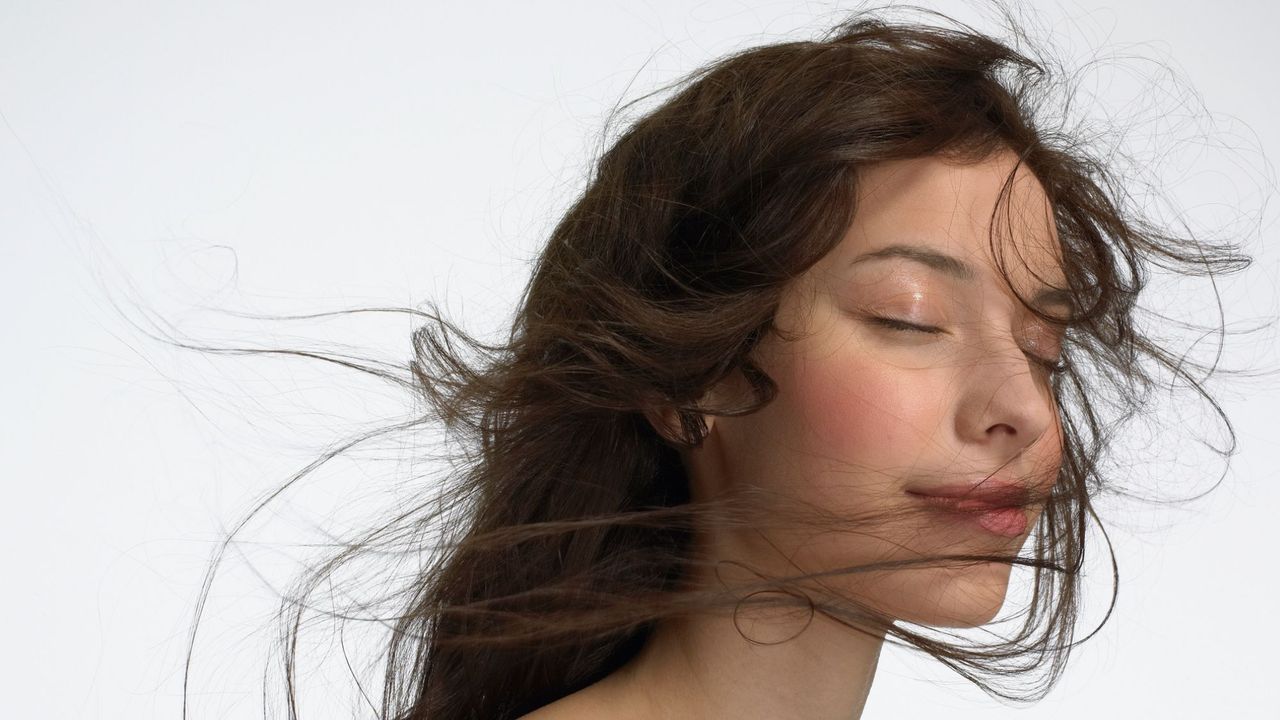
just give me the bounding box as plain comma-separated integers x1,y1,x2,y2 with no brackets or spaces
953,336,1058,457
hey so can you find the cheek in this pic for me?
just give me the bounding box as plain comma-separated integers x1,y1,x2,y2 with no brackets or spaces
1028,411,1066,482
781,343,949,474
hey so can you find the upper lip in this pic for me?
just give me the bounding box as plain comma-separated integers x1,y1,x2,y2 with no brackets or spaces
906,479,1032,508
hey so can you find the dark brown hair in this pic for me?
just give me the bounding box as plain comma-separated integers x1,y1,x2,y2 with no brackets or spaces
178,8,1251,720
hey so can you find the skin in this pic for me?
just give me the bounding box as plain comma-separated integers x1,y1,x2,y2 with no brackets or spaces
523,149,1070,720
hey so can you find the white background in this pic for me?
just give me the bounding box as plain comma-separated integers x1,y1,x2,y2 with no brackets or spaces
2,1,1277,718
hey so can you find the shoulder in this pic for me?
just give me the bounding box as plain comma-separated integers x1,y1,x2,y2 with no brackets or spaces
517,677,652,720
517,696,625,720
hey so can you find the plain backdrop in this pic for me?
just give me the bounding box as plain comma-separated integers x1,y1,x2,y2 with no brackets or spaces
2,1,1278,718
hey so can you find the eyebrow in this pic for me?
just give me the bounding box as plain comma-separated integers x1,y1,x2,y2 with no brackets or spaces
849,243,1074,314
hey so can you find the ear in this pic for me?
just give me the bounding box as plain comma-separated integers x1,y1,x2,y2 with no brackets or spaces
643,405,715,447
643,372,745,446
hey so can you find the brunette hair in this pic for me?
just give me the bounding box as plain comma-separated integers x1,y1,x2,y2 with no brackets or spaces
179,7,1250,720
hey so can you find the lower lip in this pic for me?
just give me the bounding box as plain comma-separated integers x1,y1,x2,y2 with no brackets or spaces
909,494,1029,538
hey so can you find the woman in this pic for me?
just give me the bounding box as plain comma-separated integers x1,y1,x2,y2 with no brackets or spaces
191,8,1251,720
522,146,1073,719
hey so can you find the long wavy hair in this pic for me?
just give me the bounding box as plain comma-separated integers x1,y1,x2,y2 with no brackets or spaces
176,7,1251,720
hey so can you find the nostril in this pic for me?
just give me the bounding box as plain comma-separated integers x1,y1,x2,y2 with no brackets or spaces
988,423,1017,437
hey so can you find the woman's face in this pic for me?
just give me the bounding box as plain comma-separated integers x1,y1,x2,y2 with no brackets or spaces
686,150,1069,628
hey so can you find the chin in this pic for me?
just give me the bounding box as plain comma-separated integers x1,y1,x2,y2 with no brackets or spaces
879,561,1015,628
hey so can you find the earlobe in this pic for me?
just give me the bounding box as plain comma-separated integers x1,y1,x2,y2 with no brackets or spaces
642,407,679,444
642,370,746,446
643,406,715,446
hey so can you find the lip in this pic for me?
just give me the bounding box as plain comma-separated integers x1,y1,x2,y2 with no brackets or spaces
905,480,1033,538
905,479,1031,507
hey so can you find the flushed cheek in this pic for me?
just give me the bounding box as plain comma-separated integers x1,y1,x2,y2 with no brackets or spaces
777,344,949,496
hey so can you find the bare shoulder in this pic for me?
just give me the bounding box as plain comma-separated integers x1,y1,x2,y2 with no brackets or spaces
517,676,650,720
518,694,630,720
517,696,607,720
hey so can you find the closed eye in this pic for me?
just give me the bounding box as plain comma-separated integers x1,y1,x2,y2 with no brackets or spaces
872,315,1068,377
868,314,1069,378
868,316,944,334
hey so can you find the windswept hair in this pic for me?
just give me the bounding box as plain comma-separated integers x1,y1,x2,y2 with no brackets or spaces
175,7,1252,720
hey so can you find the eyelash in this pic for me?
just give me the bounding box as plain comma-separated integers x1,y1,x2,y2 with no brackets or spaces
868,316,1069,377
869,316,944,335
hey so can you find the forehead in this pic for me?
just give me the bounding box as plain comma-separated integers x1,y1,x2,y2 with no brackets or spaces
827,151,1066,290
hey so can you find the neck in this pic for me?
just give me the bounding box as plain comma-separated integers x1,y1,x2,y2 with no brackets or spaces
601,596,886,720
